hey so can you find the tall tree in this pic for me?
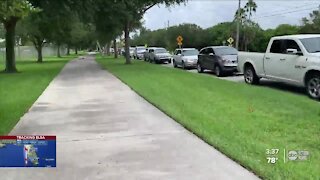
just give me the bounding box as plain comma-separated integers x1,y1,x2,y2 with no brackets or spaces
0,0,39,72
300,8,320,33
119,0,186,64
244,0,257,21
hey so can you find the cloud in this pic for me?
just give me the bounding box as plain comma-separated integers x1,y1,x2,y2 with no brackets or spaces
143,0,320,30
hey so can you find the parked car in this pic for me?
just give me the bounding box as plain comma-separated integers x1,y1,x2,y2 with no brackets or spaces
197,46,238,76
144,47,156,61
172,48,199,69
120,48,126,56
129,47,135,58
238,34,320,100
134,46,146,60
148,47,172,64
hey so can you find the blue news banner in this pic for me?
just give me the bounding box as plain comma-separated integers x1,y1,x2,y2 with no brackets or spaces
0,136,56,167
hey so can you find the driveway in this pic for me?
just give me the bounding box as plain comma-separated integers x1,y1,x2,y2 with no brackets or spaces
2,56,259,180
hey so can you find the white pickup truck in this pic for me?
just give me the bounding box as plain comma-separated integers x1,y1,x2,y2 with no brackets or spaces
238,34,320,100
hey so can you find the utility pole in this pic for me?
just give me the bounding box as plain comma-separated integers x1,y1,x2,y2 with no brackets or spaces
236,0,241,50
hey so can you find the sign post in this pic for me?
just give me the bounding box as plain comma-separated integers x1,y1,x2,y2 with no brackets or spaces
227,37,234,47
176,35,183,49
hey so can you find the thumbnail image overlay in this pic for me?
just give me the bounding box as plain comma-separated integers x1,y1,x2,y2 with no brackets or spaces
0,136,56,167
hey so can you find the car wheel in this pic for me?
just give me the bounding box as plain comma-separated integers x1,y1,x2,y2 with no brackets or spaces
197,63,203,73
306,73,320,100
244,65,259,85
182,61,186,70
214,65,223,77
173,60,177,68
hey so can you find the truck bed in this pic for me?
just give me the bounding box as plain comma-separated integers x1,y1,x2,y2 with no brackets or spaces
238,51,265,75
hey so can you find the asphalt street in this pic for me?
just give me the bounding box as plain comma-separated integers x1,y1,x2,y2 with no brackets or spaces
161,62,245,82
161,61,308,97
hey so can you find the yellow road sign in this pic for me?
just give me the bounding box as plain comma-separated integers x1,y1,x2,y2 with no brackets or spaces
176,35,183,43
227,37,234,45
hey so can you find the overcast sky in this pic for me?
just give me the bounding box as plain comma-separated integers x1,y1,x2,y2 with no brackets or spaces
143,0,320,30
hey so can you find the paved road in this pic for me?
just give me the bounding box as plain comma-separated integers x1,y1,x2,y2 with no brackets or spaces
161,62,308,96
2,56,259,180
162,63,245,82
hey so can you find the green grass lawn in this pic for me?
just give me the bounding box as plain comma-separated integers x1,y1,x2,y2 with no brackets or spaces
0,51,4,62
96,56,320,179
0,55,78,135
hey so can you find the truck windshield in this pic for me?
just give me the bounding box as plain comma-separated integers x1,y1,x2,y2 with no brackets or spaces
300,37,320,53
182,50,199,56
214,47,238,55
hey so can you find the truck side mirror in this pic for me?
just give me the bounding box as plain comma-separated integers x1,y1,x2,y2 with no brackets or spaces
286,48,302,55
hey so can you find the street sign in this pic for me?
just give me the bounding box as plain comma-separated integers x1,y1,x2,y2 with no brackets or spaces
176,35,183,43
227,37,234,45
176,35,183,47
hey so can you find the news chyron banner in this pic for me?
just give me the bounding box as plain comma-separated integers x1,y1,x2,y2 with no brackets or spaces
0,136,56,167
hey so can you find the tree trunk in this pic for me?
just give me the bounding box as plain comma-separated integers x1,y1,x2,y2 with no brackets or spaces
57,43,61,58
106,42,110,56
32,37,44,63
75,47,78,55
113,39,118,59
3,19,18,73
124,20,131,64
36,46,43,63
67,45,70,55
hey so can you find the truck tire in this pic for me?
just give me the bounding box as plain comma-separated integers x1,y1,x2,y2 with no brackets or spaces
306,73,320,100
244,65,259,85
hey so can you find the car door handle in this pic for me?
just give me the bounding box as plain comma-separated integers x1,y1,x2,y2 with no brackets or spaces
280,58,286,61
265,57,270,60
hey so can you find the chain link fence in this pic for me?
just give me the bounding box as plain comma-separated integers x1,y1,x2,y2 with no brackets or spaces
0,46,67,63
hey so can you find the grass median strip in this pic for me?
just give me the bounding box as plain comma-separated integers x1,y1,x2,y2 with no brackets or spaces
0,55,78,135
96,56,320,179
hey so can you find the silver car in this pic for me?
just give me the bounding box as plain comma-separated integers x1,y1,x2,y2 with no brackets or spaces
129,47,135,58
134,46,146,60
197,46,238,76
144,47,156,61
172,48,199,69
148,48,172,64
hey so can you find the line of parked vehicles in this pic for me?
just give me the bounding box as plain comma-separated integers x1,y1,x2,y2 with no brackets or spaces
127,34,320,101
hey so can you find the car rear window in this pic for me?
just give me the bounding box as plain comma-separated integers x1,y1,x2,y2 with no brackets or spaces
214,47,238,55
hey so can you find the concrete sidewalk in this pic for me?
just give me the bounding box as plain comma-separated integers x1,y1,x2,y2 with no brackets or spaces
2,56,259,180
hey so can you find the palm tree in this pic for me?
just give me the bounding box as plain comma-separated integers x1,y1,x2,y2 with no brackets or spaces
243,0,257,51
234,8,247,25
244,0,257,21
